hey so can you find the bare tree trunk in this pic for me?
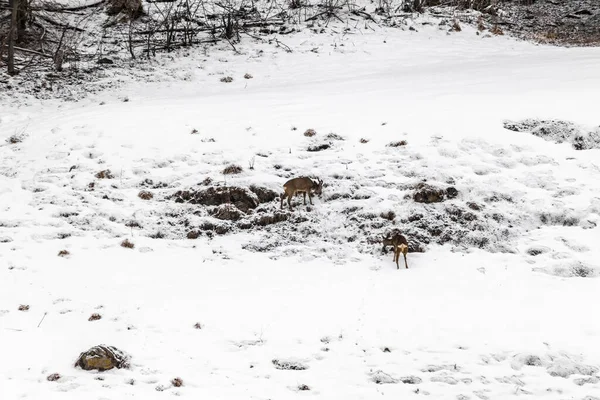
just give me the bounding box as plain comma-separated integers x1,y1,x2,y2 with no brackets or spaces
17,0,27,44
8,0,18,75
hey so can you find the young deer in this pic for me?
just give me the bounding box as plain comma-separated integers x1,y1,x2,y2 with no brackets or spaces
382,232,409,269
280,177,323,211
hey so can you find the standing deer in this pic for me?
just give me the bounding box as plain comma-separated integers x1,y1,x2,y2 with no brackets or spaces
382,232,409,269
280,177,323,211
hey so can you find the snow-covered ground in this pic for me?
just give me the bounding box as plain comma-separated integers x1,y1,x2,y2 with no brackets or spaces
2,22,600,399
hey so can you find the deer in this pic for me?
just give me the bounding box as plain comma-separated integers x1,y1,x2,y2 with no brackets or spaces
280,177,323,211
382,231,409,269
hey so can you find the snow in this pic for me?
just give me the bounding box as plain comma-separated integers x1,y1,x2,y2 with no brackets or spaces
2,21,600,399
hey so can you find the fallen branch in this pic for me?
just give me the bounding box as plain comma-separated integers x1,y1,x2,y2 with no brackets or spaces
14,46,53,58
38,15,87,32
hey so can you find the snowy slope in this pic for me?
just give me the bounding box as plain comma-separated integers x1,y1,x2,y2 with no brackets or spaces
2,24,600,399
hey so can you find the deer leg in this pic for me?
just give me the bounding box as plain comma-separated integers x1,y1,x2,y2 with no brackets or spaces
308,191,313,205
303,192,307,205
280,193,285,209
394,249,400,269
404,252,408,269
288,194,293,211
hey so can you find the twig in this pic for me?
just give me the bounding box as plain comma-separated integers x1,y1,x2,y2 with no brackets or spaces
38,312,48,328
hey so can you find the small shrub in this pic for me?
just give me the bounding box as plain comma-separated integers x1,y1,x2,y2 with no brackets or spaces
360,138,370,143
18,304,30,311
190,129,199,134
171,377,183,387
220,76,233,83
223,164,243,175
7,134,26,144
194,322,202,329
387,140,407,147
88,313,102,321
138,190,153,200
303,128,317,137
95,170,114,179
490,25,503,35
201,137,216,143
298,384,310,391
451,20,462,32
58,250,70,257
244,73,253,79
121,239,135,249
47,373,61,382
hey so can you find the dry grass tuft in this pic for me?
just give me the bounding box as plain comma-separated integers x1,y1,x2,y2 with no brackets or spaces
88,313,102,321
121,239,135,249
303,128,317,137
95,169,114,179
387,140,408,147
138,190,153,200
223,164,243,175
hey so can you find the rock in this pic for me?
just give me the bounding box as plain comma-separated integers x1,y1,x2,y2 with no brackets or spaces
74,345,130,371
413,183,446,203
172,186,259,213
211,204,244,221
249,185,279,203
445,187,459,199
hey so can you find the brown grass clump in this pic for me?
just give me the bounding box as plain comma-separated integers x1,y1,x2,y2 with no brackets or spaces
360,138,370,144
451,20,462,32
121,239,135,249
303,128,317,137
58,250,70,257
387,140,408,147
95,169,114,179
88,313,102,321
244,73,253,79
18,304,30,311
220,76,233,83
194,322,202,329
223,164,243,175
7,134,26,144
138,190,153,200
490,25,504,36
171,377,184,387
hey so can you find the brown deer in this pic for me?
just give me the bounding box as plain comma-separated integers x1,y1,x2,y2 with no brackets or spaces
382,232,409,269
280,177,323,211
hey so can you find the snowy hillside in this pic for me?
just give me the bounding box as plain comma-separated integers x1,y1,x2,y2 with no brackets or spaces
2,21,600,400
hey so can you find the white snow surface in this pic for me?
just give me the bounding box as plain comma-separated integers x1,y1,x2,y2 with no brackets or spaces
2,23,600,399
